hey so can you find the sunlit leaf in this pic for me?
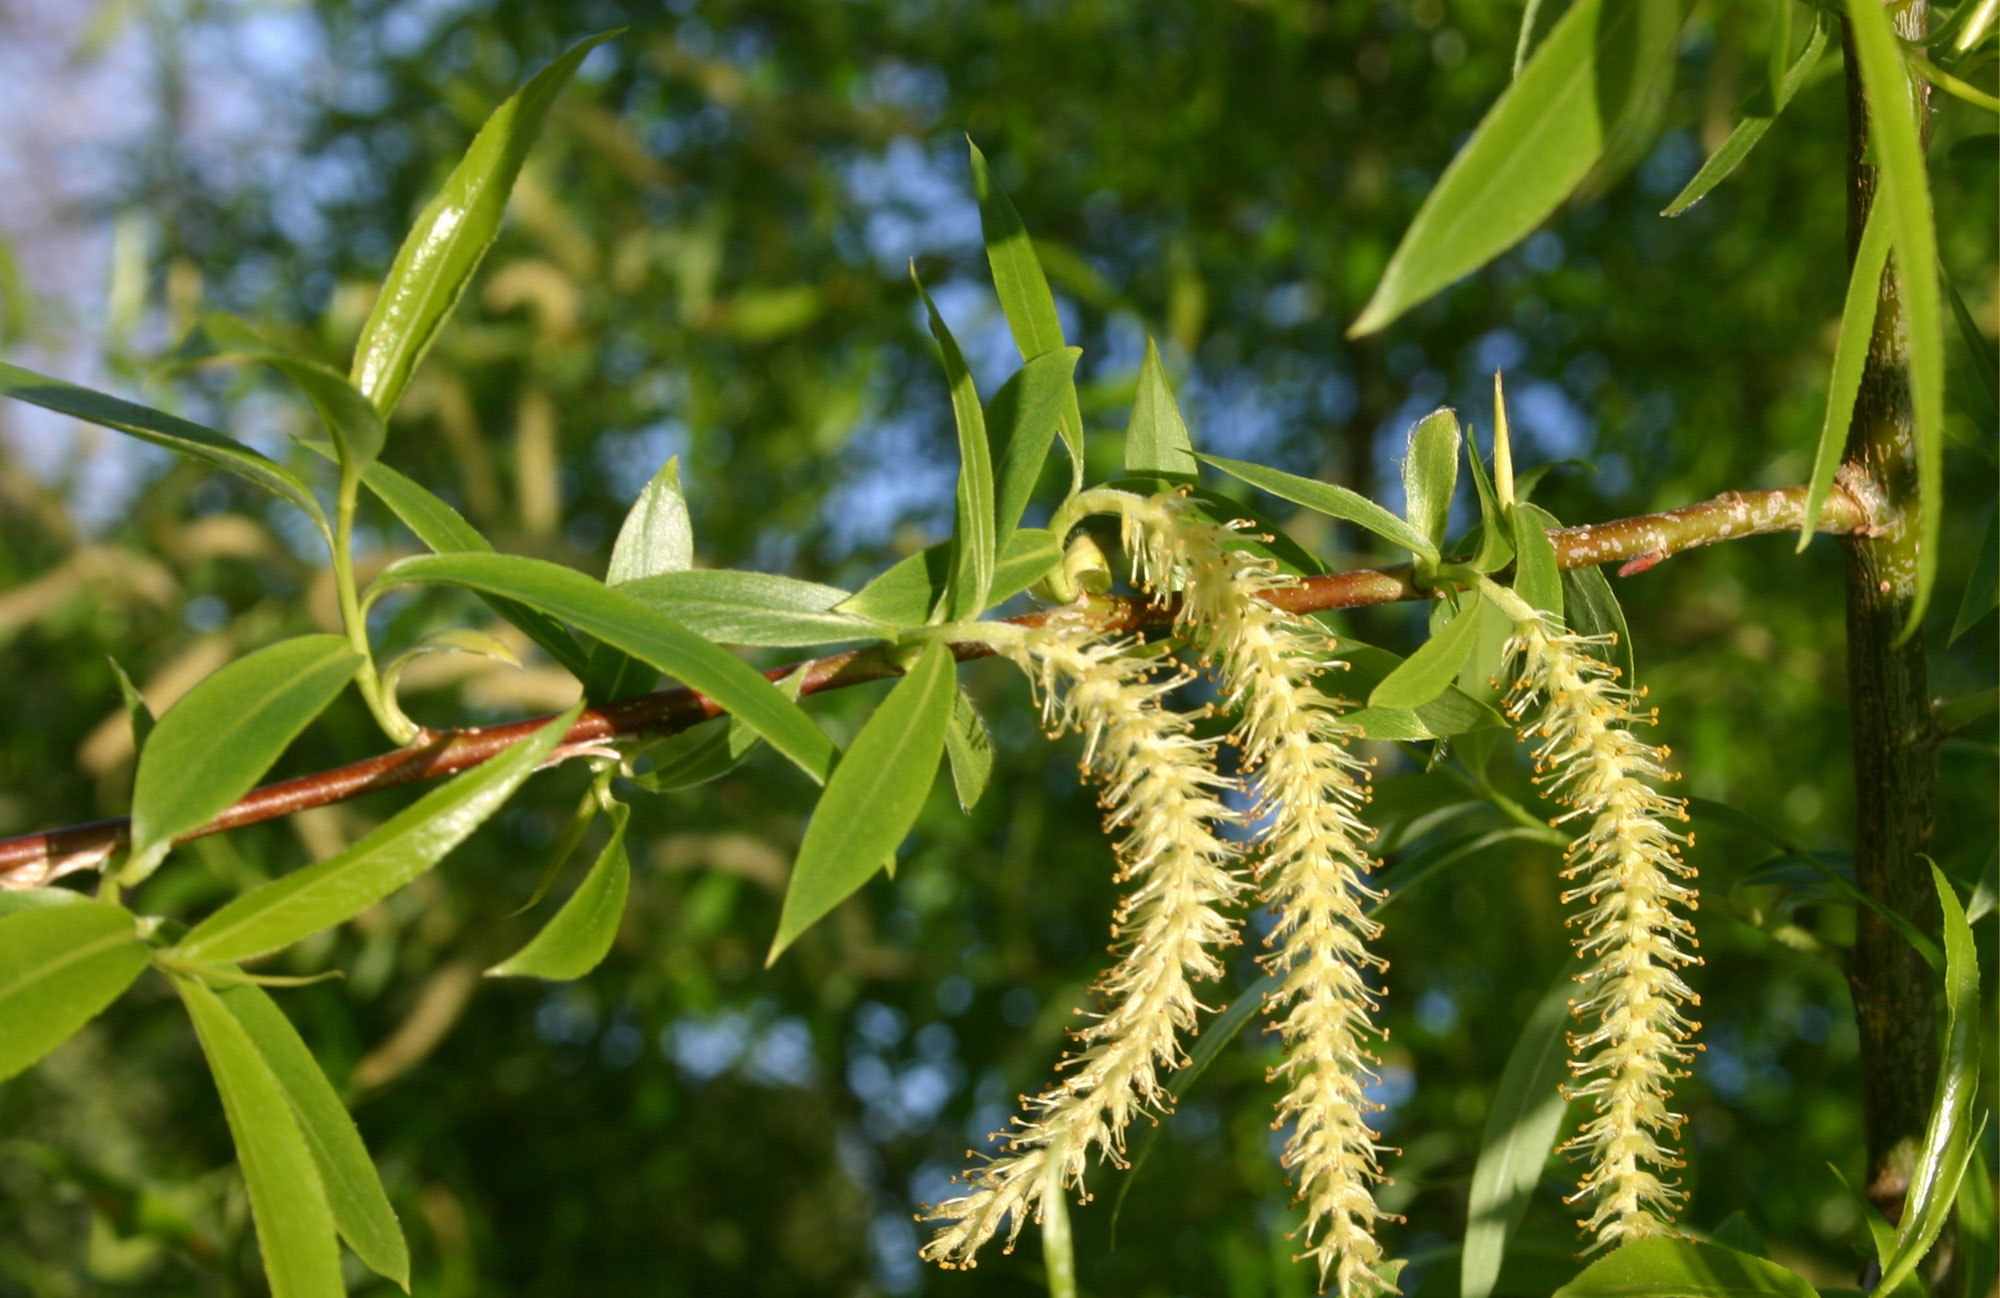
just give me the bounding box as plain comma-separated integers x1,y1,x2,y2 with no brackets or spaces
175,316,387,473
175,705,581,965
0,362,329,536
1560,561,1633,684
1463,974,1574,1298
220,984,409,1289
768,641,954,963
1663,12,1830,216
913,268,996,621
1555,1239,1820,1298
838,528,1061,627
1369,594,1483,710
1351,0,1685,335
1799,196,1891,549
943,686,994,812
992,347,1083,546
620,570,889,647
1403,406,1462,555
127,636,362,881
606,455,693,584
489,801,632,980
0,902,150,1082
1124,336,1197,482
1511,501,1564,617
1197,452,1439,562
351,31,618,416
370,554,834,781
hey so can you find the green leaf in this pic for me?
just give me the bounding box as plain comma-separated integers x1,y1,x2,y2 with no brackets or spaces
1333,643,1507,741
620,720,747,794
1553,1238,1820,1298
1465,437,1515,573
488,801,632,980
1403,407,1462,555
1198,452,1440,562
172,975,343,1298
370,554,834,782
1463,974,1574,1298
991,347,1083,546
218,984,409,1288
606,455,693,585
1844,0,1946,637
1104,478,1330,576
768,641,955,963
1799,195,1892,549
1560,563,1633,685
1876,865,1984,1294
838,528,1061,627
1944,274,1999,431
0,887,90,916
1370,595,1485,711
1511,502,1564,617
943,687,994,813
0,902,150,1082
1949,504,1998,645
1955,1142,1997,1298
347,455,589,678
128,636,362,881
969,138,1085,486
176,318,390,475
621,571,888,648
0,362,329,537
1351,0,1685,336
108,655,156,752
175,705,581,965
1662,12,1830,217
351,31,616,416
1124,336,1198,482
912,268,996,621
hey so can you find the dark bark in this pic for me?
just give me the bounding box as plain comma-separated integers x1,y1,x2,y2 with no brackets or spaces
1838,5,1941,1221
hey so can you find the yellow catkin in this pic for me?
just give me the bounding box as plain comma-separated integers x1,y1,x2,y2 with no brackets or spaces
919,608,1248,1267
1124,494,1399,1298
1503,614,1700,1250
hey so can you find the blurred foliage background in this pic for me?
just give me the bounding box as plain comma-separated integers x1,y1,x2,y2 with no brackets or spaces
0,1,1993,1295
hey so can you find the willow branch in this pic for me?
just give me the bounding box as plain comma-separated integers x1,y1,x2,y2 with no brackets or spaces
0,482,1873,886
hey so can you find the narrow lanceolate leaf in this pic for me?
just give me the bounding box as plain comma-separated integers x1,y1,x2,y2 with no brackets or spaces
1663,12,1830,217
371,554,834,782
1552,1238,1820,1298
768,641,955,963
1875,866,1984,1295
621,720,745,793
606,455,694,584
128,636,362,881
621,570,888,647
1465,437,1515,573
177,316,390,476
175,705,581,965
1560,562,1634,685
942,686,994,812
1197,452,1440,562
1844,0,1945,638
969,138,1085,484
838,528,1061,628
108,656,156,752
0,363,328,535
1945,275,1999,429
1510,501,1564,617
173,976,343,1298
1950,506,1998,645
1462,975,1574,1298
488,801,631,980
991,347,1083,547
219,984,409,1289
350,31,618,417
1124,337,1198,481
1350,0,1685,336
1404,406,1463,554
1799,196,1892,550
0,902,150,1081
1370,594,1483,710
913,270,997,620
346,455,588,677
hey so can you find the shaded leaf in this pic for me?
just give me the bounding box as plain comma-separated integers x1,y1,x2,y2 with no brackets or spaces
0,362,328,536
621,719,747,794
351,32,618,416
769,642,954,963
1511,501,1564,617
1124,337,1198,481
1552,1238,1820,1298
1198,452,1439,562
370,554,834,781
1403,406,1462,554
173,975,343,1298
175,705,581,964
489,801,632,980
1352,0,1685,335
992,347,1083,546
1560,562,1633,684
1663,13,1830,216
943,687,995,812
128,636,362,881
913,269,996,620
1369,595,1483,710
219,984,409,1288
1799,196,1891,548
1463,974,1574,1298
0,902,150,1082
1949,504,1997,645
838,528,1061,627
108,656,155,752
1944,274,1998,431
621,570,888,647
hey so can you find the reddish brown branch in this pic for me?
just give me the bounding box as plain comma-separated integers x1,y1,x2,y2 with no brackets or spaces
0,483,1871,886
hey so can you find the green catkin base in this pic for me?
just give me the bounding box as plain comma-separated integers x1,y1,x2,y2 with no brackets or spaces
1503,614,1702,1250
